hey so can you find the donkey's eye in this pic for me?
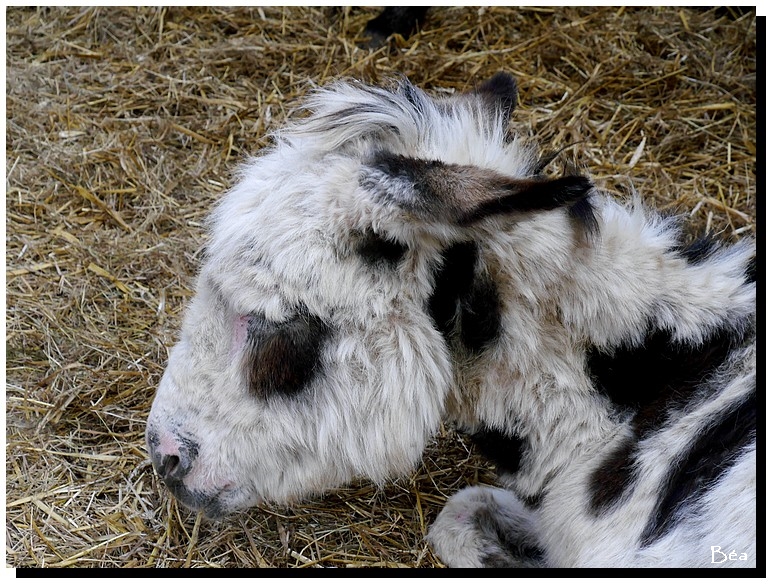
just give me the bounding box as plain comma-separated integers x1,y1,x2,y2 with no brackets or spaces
355,229,409,268
243,310,330,399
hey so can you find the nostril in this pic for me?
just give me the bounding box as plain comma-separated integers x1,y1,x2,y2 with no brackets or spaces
147,429,198,484
159,454,181,481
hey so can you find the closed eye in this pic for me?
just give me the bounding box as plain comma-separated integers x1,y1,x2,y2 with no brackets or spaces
243,309,330,399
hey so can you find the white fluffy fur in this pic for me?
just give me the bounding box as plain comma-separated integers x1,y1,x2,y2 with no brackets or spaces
146,76,755,568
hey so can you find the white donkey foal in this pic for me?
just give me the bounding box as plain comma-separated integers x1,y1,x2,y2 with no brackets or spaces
147,73,756,568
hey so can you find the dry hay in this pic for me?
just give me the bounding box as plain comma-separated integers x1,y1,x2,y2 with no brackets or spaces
6,6,756,569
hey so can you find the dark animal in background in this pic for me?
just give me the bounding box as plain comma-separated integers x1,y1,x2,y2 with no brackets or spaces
362,7,429,47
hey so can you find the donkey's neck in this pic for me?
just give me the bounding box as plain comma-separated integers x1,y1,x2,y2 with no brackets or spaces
445,321,623,499
438,205,633,497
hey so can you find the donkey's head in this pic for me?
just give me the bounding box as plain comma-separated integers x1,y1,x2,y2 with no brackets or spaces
145,73,594,518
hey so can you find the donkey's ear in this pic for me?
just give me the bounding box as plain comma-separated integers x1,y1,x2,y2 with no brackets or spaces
361,151,595,228
473,72,518,122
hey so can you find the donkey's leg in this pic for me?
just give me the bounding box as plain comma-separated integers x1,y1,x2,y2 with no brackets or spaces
427,485,546,568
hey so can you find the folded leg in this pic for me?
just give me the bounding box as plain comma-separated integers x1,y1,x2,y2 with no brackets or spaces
427,485,546,568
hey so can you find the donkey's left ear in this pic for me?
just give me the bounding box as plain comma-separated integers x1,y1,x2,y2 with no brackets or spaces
361,151,594,228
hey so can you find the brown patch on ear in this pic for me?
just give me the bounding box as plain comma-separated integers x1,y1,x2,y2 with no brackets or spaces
245,311,329,399
459,174,594,225
363,151,595,226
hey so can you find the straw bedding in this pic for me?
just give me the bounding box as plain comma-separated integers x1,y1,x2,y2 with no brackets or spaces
6,6,756,569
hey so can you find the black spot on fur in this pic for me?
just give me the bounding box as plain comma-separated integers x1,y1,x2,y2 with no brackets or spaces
245,309,329,399
356,229,408,268
428,242,501,354
471,428,528,476
428,241,478,343
586,323,750,514
522,493,543,510
641,389,756,546
677,234,721,265
675,232,755,284
460,274,502,353
588,435,637,513
588,325,746,436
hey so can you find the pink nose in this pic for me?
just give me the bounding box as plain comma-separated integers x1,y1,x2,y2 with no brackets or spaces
146,426,199,488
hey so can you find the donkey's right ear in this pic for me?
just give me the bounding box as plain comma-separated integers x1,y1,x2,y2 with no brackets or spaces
360,151,595,229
